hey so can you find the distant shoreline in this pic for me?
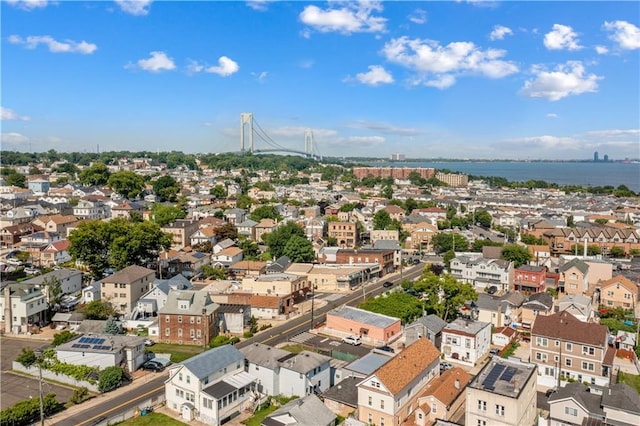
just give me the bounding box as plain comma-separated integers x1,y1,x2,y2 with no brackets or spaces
344,158,640,164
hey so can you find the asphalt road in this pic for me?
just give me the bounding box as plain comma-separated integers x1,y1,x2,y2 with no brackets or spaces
52,263,426,425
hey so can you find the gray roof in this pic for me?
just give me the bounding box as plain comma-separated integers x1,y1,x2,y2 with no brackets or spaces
57,333,144,354
372,240,401,250
265,395,336,426
181,344,244,380
321,377,360,407
102,265,155,284
22,268,82,285
549,382,604,416
601,383,640,415
239,342,289,368
443,318,491,336
469,357,536,398
523,292,554,311
407,314,448,334
237,219,258,228
266,256,292,273
344,352,393,376
279,351,331,374
202,380,236,399
158,290,218,316
559,258,589,274
328,305,400,328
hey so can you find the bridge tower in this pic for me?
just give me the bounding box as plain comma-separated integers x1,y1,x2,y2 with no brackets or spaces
304,129,314,158
240,113,254,153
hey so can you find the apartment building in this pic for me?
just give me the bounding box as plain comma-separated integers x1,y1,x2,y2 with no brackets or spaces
513,265,547,294
158,290,219,346
100,265,155,315
440,318,492,367
465,357,537,426
161,219,200,249
559,258,589,295
352,167,435,180
450,255,514,293
435,172,468,187
1,282,48,334
543,226,640,257
530,311,614,389
328,222,359,248
599,275,639,310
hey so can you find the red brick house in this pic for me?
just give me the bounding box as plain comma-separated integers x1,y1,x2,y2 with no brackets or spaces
158,290,219,346
513,265,547,294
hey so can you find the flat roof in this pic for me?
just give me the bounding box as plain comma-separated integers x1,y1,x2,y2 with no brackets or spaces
328,305,400,329
469,357,536,398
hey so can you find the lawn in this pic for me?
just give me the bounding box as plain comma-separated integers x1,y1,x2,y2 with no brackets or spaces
280,344,305,353
618,371,640,393
146,343,205,363
118,412,185,425
242,403,277,426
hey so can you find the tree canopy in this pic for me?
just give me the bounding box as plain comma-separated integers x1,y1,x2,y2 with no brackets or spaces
78,162,110,186
413,271,477,321
431,232,469,254
249,205,282,222
264,221,305,260
500,244,532,267
151,203,187,226
152,175,180,202
359,292,423,325
82,300,116,320
107,170,145,199
282,235,316,262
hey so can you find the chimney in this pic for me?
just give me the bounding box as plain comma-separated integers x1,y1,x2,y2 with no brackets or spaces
454,379,460,390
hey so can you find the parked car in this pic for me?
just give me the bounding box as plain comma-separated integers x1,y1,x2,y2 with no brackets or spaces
382,281,394,288
342,335,361,346
489,348,500,357
144,338,155,346
377,345,395,353
440,362,453,372
6,258,22,266
141,360,164,372
487,286,498,295
24,266,39,275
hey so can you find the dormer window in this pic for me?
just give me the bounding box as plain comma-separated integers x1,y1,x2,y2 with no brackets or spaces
178,300,190,310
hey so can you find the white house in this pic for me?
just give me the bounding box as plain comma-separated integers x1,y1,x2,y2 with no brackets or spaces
450,255,514,293
134,275,193,320
82,282,101,304
23,268,83,302
1,283,48,334
440,318,492,367
56,334,146,373
165,344,257,425
211,247,243,267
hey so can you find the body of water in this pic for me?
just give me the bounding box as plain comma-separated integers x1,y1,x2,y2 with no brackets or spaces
369,161,640,193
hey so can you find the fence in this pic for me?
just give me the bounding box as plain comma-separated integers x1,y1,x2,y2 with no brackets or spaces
92,393,166,426
12,362,99,392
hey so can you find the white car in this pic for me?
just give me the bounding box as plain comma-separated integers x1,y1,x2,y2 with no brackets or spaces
342,335,361,346
6,258,22,266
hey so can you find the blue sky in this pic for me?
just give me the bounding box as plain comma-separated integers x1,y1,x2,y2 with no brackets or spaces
1,0,639,160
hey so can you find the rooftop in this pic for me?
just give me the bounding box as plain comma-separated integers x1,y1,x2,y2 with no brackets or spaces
328,305,400,329
469,357,536,398
442,318,491,336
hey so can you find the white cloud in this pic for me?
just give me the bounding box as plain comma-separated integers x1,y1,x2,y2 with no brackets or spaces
1,132,29,145
131,51,176,73
505,129,640,153
5,0,49,11
381,36,518,88
546,113,558,119
246,0,272,12
299,1,387,35
1,107,30,121
520,61,601,101
203,122,213,128
504,135,580,150
115,0,152,16
354,65,394,86
298,59,314,69
205,56,239,77
343,136,385,146
544,24,582,51
490,25,513,41
268,126,337,139
347,120,420,136
408,8,427,24
252,71,268,83
603,20,640,50
9,34,97,54
595,45,609,55
584,129,640,139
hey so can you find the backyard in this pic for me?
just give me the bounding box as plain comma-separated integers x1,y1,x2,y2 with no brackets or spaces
118,412,185,425
146,343,205,363
618,371,640,393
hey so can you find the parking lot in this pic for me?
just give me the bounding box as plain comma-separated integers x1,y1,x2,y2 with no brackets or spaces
0,337,75,410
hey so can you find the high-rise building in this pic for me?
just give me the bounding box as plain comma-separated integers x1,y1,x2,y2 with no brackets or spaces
603,154,609,162
593,151,599,162
390,153,405,161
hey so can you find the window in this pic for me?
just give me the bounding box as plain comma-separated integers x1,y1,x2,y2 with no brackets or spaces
536,337,548,347
582,361,595,371
582,346,595,356
165,328,170,336
477,400,487,411
119,293,126,298
368,396,372,406
380,400,384,409
565,358,572,367
477,420,486,426
495,405,505,416
565,407,578,416
186,375,190,384
535,352,548,362
190,316,195,324
179,373,183,381
565,342,572,351
431,404,437,413
197,317,201,324
165,316,170,322
380,417,384,426
178,316,182,323
178,329,183,337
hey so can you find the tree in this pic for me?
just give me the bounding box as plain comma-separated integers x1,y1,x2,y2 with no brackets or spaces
151,203,187,226
443,249,456,270
413,271,477,322
45,276,64,313
282,235,316,262
15,348,37,368
359,292,423,325
201,265,227,280
152,175,180,202
471,239,503,252
609,246,625,258
521,234,545,245
109,220,172,270
52,330,78,346
1,169,27,187
237,236,260,260
250,205,282,222
373,210,392,230
431,232,468,254
209,184,226,199
500,244,532,267
78,162,110,186
103,317,123,335
98,366,124,393
192,241,213,253
474,210,492,228
264,221,305,260
107,170,145,199
381,185,393,199
214,222,238,241
566,215,575,228
83,300,116,320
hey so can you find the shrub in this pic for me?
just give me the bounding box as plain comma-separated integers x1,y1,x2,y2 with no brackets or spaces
70,387,89,404
15,348,37,368
98,366,123,393
243,331,254,338
259,324,272,331
52,330,78,346
0,393,61,426
210,335,231,348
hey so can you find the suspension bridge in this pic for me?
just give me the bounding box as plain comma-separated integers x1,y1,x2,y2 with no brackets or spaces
239,112,322,160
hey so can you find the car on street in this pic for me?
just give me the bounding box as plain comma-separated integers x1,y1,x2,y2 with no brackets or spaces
440,362,453,372
342,335,361,346
141,360,164,372
487,286,498,295
6,258,22,266
382,281,394,288
376,345,394,353
489,348,500,357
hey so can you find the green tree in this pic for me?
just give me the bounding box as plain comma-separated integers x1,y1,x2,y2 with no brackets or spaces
431,232,468,254
0,393,61,425
373,210,393,230
78,162,110,186
237,236,260,260
264,222,305,259
609,246,625,258
209,184,226,199
45,276,64,312
15,348,37,368
103,317,123,335
250,205,282,222
500,244,532,267
1,169,27,188
201,265,227,280
471,239,503,252
107,170,145,199
52,330,78,346
474,210,492,228
54,162,80,176
192,241,213,253
521,234,546,245
82,300,116,320
214,222,238,241
566,215,575,228
359,292,423,325
152,175,180,202
414,271,477,321
98,366,124,393
282,235,316,262
108,220,172,270
443,249,456,270
151,203,187,226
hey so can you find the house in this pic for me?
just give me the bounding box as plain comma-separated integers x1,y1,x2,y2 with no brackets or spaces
325,305,402,346
556,294,594,323
293,264,372,293
212,246,244,267
601,383,640,426
255,218,278,243
356,338,441,426
55,334,146,373
440,318,492,367
158,290,219,346
31,214,77,235
328,222,359,248
404,314,448,348
1,282,48,334
513,265,547,294
217,304,250,335
228,260,267,278
331,248,396,276
223,208,246,225
465,357,537,426
22,268,83,302
110,201,145,220
236,219,259,240
449,255,514,293
475,293,524,329
213,238,237,255
0,223,43,248
262,394,336,426
266,256,292,274
190,225,218,248
40,239,72,266
242,273,306,298
164,344,257,425
403,221,439,251
82,282,101,304
304,218,326,242
410,367,471,426
559,258,589,295
73,199,109,220
492,326,517,348
161,219,200,249
335,351,394,384
277,350,332,397
530,311,613,388
135,274,193,320
99,265,155,315
240,343,290,396
321,376,360,417
520,292,554,332
599,275,639,309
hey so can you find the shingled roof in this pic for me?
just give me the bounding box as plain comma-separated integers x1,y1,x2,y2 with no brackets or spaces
373,338,440,395
531,311,608,346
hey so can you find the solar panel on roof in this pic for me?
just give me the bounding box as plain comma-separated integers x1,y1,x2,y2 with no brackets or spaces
95,338,106,345
483,364,505,391
79,337,90,344
71,343,82,348
500,366,518,382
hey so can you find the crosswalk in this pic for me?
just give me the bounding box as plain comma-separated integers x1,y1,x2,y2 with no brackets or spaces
289,332,316,344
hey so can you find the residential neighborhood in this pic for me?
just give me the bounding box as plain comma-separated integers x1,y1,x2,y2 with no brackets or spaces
0,155,639,426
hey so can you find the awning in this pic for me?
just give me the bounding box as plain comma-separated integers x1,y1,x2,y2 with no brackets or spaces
223,371,256,389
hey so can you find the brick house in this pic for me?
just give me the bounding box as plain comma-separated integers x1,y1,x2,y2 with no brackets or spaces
158,290,219,346
331,248,395,276
513,265,547,294
328,222,359,248
325,305,401,346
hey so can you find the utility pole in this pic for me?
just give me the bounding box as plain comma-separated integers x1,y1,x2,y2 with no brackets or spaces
35,349,44,426
309,285,315,330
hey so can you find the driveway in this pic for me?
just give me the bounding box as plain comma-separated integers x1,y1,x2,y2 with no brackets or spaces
0,337,74,410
